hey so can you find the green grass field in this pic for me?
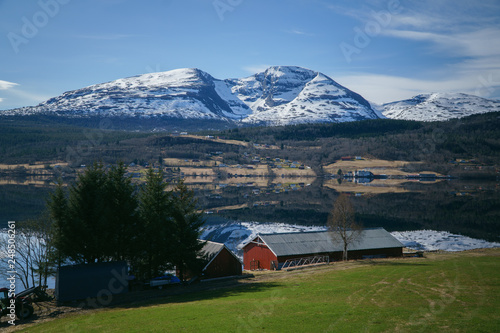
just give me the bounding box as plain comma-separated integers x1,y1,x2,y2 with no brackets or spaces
20,249,500,332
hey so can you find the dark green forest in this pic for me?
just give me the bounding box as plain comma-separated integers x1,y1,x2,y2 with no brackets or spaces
1,113,499,174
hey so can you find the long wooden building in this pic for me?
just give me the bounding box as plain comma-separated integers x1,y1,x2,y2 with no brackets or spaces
243,228,403,270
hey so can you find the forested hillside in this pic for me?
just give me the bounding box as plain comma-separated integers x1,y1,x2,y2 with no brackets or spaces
218,112,500,176
1,113,499,178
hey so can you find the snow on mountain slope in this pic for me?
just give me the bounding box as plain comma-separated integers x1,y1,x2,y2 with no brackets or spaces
6,68,498,127
227,66,319,112
382,93,500,121
213,80,252,119
2,66,379,126
239,69,379,125
5,68,237,120
224,66,378,126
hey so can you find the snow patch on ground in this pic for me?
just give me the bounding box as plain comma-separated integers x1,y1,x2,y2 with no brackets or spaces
391,230,500,252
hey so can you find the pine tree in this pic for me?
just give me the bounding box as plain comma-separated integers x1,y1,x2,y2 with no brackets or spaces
48,179,71,265
67,162,108,263
171,179,205,281
136,168,174,280
104,162,139,261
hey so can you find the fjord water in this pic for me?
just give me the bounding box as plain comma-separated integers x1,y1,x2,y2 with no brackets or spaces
1,176,499,243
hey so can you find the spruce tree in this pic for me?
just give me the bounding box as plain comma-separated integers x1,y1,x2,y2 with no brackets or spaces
136,168,174,280
67,162,108,263
171,179,205,281
104,162,138,261
48,179,70,265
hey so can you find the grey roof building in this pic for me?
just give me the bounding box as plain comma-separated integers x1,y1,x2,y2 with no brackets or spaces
243,228,404,270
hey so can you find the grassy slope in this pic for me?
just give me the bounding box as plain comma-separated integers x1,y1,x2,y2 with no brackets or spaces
21,249,500,332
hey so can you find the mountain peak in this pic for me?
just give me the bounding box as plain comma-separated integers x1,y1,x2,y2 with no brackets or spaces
382,92,500,121
261,65,317,76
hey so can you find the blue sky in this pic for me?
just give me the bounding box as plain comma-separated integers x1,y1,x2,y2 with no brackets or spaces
1,0,499,110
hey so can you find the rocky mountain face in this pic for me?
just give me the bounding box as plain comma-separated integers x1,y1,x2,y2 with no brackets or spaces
382,93,500,121
228,66,379,126
4,68,499,129
2,66,379,127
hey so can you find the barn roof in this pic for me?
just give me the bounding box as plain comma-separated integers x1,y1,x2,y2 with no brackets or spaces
200,240,242,271
201,241,225,259
252,228,403,257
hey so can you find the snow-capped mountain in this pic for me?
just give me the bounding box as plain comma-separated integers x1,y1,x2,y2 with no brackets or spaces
5,68,499,128
6,68,244,121
382,93,500,121
2,66,379,127
229,66,379,126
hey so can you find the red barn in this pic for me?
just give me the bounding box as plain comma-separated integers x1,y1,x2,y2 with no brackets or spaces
243,228,403,270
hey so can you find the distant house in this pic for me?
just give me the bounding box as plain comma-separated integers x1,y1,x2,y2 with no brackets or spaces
355,170,374,178
341,156,354,161
242,228,403,270
419,173,436,178
199,241,242,279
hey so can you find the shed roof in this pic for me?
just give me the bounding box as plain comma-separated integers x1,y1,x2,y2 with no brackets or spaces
251,228,403,257
200,240,242,271
201,241,225,259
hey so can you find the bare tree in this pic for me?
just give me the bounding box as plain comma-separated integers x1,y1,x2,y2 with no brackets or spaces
327,194,362,261
0,218,56,289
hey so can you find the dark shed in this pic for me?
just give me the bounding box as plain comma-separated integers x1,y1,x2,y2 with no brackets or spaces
200,241,242,279
55,261,128,302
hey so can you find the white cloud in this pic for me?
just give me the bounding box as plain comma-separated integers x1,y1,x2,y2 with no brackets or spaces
0,87,53,109
242,65,272,74
285,29,315,37
0,80,19,107
8,88,52,103
383,29,455,45
332,1,500,103
378,26,500,101
383,28,500,59
0,80,18,90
